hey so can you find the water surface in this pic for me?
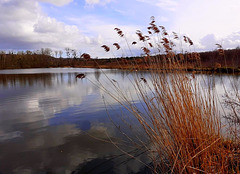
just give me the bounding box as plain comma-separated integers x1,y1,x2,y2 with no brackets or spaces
0,68,239,174
0,68,150,174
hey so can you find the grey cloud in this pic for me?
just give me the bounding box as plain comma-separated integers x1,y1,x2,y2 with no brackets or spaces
0,35,43,50
0,0,140,57
0,0,41,49
0,0,87,51
222,32,240,49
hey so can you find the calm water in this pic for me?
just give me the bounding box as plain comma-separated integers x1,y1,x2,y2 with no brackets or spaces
0,68,151,174
0,68,239,174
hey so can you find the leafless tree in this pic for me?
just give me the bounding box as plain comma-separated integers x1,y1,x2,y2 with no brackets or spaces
54,50,58,58
59,50,63,58
71,49,77,58
65,48,71,58
26,50,32,55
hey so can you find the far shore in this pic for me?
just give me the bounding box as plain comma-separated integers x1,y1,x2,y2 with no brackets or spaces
1,48,240,73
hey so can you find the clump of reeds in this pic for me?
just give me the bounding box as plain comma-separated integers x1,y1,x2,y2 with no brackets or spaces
129,72,240,173
99,16,240,173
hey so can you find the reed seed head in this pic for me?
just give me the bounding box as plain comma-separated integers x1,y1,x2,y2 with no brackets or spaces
101,45,110,52
113,43,120,50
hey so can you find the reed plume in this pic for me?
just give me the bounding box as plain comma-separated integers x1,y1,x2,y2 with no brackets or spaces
101,45,110,52
113,43,120,50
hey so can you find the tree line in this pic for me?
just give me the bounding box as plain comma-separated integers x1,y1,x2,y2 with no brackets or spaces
1,47,240,70
0,48,84,58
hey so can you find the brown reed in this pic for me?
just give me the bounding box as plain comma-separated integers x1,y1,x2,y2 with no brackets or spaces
113,43,121,50
101,45,110,52
98,17,240,173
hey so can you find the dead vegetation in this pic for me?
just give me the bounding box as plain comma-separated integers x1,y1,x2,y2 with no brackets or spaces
98,17,240,173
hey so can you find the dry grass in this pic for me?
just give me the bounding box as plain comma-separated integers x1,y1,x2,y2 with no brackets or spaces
125,70,239,173
98,17,240,173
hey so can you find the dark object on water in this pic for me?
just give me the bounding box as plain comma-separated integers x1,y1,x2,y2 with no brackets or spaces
140,77,147,83
76,73,86,79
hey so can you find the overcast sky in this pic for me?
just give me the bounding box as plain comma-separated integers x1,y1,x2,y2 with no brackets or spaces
1,0,240,58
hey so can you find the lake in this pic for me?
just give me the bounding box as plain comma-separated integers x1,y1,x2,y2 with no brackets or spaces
0,68,239,174
0,68,153,174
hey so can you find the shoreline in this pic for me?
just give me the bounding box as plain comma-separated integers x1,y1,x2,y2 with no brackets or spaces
1,66,240,74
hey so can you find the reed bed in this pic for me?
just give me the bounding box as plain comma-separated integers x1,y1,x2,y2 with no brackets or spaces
98,17,240,173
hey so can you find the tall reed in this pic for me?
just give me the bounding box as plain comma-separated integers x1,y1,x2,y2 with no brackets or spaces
99,17,240,173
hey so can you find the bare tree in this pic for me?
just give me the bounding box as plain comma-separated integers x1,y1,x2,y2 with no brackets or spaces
59,50,63,58
65,48,70,58
54,50,58,58
8,50,14,54
26,50,32,55
71,49,77,58
17,51,24,55
0,50,6,54
34,50,40,55
45,48,52,56
40,48,45,55
40,48,52,56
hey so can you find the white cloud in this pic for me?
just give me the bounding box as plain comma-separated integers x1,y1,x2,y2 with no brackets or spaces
67,15,144,57
220,32,240,49
198,32,240,51
173,0,240,49
0,0,88,52
113,9,128,16
38,0,73,6
34,17,65,33
156,16,168,22
136,0,177,11
85,0,112,6
85,0,100,5
156,0,177,11
0,0,39,48
32,16,85,49
200,34,217,50
0,0,143,58
2,0,240,56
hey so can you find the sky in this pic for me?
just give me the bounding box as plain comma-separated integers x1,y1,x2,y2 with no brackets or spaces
1,0,240,58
